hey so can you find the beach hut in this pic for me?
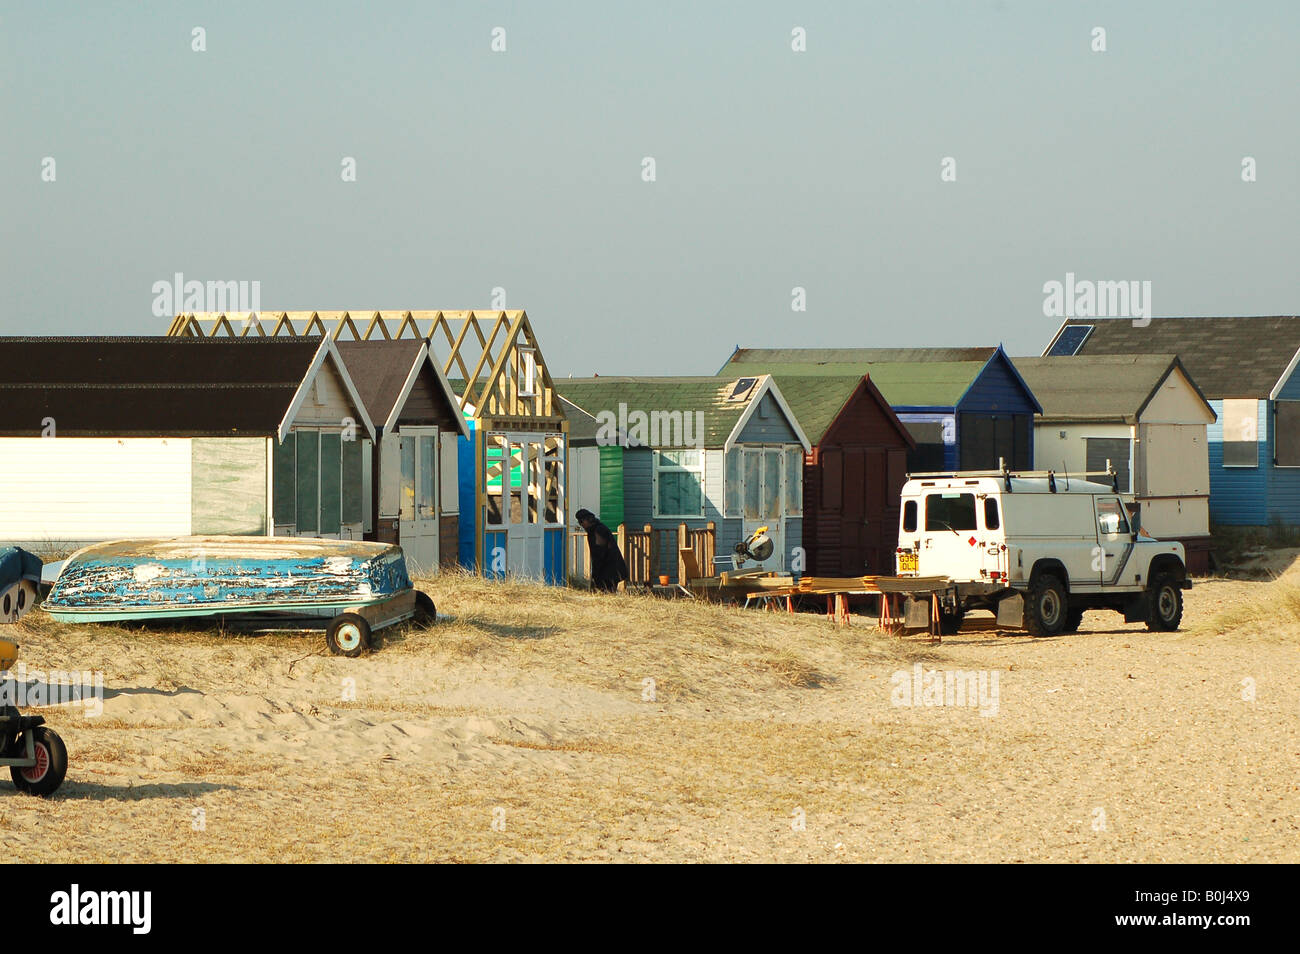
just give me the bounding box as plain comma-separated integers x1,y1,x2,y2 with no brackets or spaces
1047,316,1300,527
168,309,571,582
1012,354,1216,571
761,376,915,576
721,345,1042,475
335,340,468,575
0,336,374,549
558,375,811,579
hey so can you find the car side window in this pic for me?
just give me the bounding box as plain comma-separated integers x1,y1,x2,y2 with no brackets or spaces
902,500,917,533
983,498,1000,530
1097,498,1130,535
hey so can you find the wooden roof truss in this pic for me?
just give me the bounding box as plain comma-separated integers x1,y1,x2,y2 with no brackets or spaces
167,310,563,428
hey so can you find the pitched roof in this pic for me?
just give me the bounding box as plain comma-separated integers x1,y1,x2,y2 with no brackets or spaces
0,337,337,437
722,355,985,408
1048,316,1300,399
335,339,468,436
1012,354,1212,423
557,375,808,449
558,395,602,444
725,346,997,368
763,375,913,447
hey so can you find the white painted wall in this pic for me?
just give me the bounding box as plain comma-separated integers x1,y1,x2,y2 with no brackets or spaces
0,437,192,549
569,446,601,519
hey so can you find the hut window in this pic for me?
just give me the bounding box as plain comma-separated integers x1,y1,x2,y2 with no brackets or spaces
784,447,803,516
518,349,538,398
400,438,415,521
543,436,563,524
1222,399,1259,467
724,449,742,517
1276,401,1300,467
485,435,505,525
654,449,704,518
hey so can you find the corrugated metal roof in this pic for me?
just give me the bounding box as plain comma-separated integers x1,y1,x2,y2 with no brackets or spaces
0,337,321,436
1052,316,1300,398
557,376,771,448
1012,354,1192,422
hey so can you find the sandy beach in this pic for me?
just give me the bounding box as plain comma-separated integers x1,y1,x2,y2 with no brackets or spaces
5,557,1298,863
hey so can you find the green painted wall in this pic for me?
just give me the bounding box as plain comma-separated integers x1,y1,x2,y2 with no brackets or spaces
598,444,625,529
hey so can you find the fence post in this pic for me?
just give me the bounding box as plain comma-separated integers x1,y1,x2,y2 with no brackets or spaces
677,523,687,584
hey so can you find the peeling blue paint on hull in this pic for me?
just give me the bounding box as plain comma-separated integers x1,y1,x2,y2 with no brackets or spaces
44,536,415,626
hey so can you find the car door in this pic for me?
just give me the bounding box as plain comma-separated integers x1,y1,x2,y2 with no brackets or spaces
1094,496,1133,585
920,489,981,580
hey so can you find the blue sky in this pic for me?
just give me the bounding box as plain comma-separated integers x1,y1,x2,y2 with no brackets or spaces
3,1,1297,374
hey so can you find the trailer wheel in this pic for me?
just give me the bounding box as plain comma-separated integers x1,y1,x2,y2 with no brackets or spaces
326,613,371,657
1062,607,1086,633
1145,573,1183,632
10,726,68,797
938,608,964,635
413,591,437,626
1024,574,1067,637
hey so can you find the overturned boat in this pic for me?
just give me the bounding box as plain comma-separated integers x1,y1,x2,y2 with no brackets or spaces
43,536,434,656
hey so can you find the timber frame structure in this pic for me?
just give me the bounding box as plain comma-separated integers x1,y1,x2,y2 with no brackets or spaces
169,310,570,581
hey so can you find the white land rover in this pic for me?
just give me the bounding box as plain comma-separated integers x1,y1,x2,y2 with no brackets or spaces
895,470,1191,636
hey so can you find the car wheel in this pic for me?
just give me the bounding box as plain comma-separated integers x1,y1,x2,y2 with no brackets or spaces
1025,574,1068,637
1145,573,1183,632
1062,607,1086,633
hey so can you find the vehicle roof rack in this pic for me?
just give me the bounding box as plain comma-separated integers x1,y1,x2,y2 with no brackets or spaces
905,463,1122,494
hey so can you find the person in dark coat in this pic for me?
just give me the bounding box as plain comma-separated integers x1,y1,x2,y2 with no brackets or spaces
575,509,629,592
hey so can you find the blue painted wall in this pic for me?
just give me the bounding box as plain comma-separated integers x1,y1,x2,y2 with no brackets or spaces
1206,398,1268,524
457,422,479,569
736,392,800,443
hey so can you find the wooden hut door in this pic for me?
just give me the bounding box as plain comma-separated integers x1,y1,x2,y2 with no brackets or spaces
502,434,545,578
841,449,869,574
397,427,440,576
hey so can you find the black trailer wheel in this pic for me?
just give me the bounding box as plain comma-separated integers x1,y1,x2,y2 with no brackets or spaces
938,608,965,636
1145,573,1184,632
413,591,437,626
1024,574,1068,637
326,613,372,657
10,726,68,797
1062,607,1086,633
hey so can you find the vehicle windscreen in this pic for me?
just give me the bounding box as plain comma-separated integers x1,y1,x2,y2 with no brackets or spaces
926,492,977,531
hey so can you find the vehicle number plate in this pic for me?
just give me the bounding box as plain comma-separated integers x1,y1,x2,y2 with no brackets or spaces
898,553,918,573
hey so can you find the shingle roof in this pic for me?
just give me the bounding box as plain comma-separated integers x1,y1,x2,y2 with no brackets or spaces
761,375,911,446
0,337,321,436
1012,354,1211,423
335,339,426,427
557,376,778,448
721,356,984,408
1051,316,1300,399
726,346,997,367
